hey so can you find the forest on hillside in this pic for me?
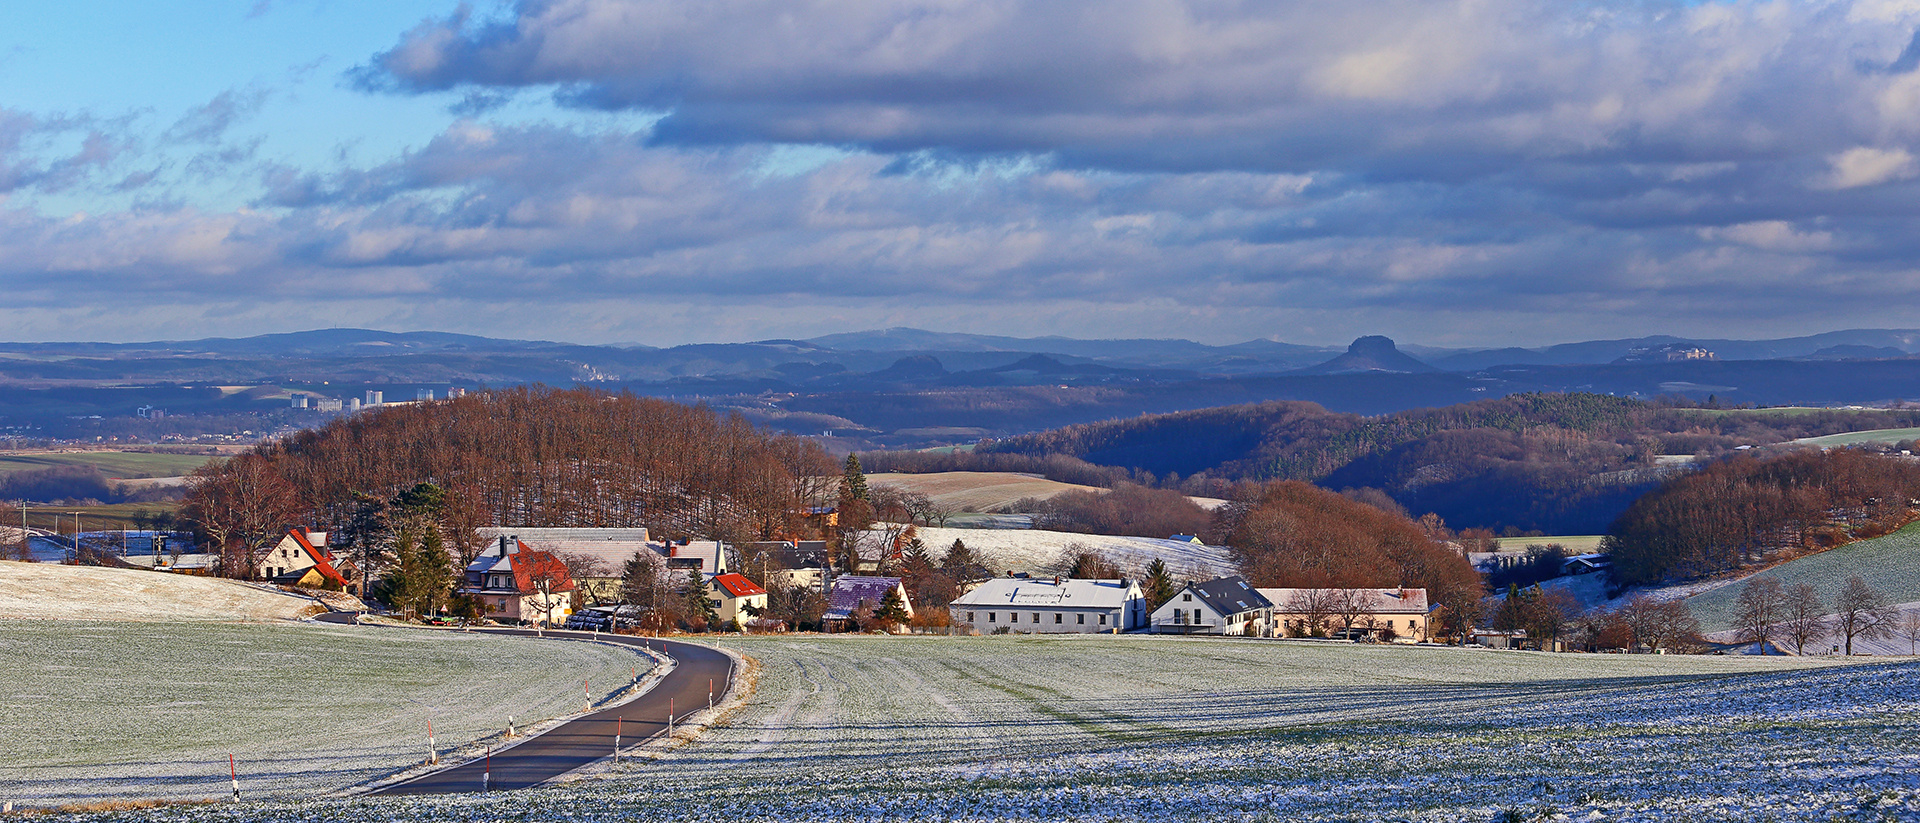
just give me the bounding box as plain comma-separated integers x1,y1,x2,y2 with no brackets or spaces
180,386,837,575
957,394,1920,533
1605,449,1920,585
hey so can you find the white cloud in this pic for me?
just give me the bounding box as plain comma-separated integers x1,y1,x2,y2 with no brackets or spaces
1822,146,1918,188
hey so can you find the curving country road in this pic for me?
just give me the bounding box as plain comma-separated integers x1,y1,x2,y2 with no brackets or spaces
317,614,735,794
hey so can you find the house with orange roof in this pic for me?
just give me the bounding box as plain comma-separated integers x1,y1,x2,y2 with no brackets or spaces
256,528,349,591
461,535,577,626
706,572,768,628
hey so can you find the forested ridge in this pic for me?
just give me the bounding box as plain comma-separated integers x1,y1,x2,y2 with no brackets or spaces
1605,449,1920,585
967,393,1920,533
182,386,836,570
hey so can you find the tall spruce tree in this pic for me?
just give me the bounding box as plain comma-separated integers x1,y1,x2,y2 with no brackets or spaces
841,455,869,502
1144,558,1176,610
683,568,719,630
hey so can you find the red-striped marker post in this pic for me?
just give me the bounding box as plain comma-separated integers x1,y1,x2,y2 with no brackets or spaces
614,716,622,763
668,697,674,736
228,753,239,801
483,746,491,793
584,678,591,712
709,678,714,711
428,719,438,765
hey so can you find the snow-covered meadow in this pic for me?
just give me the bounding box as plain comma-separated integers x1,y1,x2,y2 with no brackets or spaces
0,621,651,806
49,635,1920,822
887,526,1236,577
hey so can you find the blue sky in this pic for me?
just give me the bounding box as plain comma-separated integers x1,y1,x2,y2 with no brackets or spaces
8,1,1920,348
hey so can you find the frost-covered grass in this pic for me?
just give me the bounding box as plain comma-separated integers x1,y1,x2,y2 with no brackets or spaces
0,562,318,622
50,635,1920,822
1683,520,1920,632
1794,426,1920,447
892,526,1235,576
0,621,650,806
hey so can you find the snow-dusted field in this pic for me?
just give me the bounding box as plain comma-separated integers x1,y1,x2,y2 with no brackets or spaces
886,525,1235,577
1682,521,1920,632
0,621,651,806
51,635,1920,822
0,562,320,622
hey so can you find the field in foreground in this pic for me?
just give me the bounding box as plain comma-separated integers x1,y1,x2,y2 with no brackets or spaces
51,635,1920,822
0,621,651,806
0,562,318,622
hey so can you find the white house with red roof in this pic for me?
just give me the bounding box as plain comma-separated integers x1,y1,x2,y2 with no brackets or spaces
461,536,577,626
706,572,768,627
256,528,349,590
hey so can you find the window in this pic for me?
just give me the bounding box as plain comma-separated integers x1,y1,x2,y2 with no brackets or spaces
987,612,995,622
1054,613,1062,623
1173,609,1184,623
1011,612,1018,623
1032,613,1040,623
1408,619,1416,629
1077,614,1085,624
1182,593,1192,602
967,612,975,622
1099,614,1108,625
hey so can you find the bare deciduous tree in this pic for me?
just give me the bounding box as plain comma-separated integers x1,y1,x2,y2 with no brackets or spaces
1733,576,1786,654
1833,576,1894,655
1893,610,1920,656
1779,582,1826,655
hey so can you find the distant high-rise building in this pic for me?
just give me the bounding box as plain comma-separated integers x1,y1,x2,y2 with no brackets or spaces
317,399,343,412
291,395,309,409
448,387,467,398
416,388,435,402
348,397,363,412
365,390,383,406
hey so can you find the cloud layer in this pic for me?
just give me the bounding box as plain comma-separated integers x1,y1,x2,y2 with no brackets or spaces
12,1,1920,345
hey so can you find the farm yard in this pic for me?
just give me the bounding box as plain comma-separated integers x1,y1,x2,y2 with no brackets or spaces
0,620,651,807
34,635,1918,822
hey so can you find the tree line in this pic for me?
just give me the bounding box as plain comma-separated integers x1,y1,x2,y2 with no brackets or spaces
180,386,838,580
1604,449,1920,585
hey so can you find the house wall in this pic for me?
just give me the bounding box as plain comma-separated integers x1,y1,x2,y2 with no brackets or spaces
256,535,318,580
1265,610,1429,641
954,606,1124,634
715,592,767,626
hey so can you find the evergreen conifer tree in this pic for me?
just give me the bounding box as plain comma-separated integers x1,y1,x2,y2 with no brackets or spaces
684,568,719,630
1144,557,1176,610
874,585,911,628
841,455,869,502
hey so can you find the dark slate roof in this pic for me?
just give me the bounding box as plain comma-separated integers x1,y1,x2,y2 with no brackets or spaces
824,576,907,620
1188,576,1272,617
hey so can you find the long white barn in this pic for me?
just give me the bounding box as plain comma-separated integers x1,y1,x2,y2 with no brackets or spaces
950,577,1146,633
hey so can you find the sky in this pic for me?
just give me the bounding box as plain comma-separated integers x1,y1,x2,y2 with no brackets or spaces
11,1,1920,348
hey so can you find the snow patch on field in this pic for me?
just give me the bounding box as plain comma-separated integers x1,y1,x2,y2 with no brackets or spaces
890,526,1235,576
0,561,319,621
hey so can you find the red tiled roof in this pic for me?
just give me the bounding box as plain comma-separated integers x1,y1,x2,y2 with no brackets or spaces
288,528,348,589
710,572,766,598
510,543,576,594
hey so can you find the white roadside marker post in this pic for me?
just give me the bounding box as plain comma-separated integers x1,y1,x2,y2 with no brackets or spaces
668,697,674,737
614,716,622,764
507,715,516,738
428,719,438,766
584,678,591,713
709,678,714,712
228,753,240,802
483,747,491,793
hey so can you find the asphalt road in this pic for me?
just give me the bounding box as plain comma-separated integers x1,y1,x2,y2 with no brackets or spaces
315,615,735,794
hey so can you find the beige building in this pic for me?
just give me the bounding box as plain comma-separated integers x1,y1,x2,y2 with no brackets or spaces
1256,587,1433,642
707,573,768,627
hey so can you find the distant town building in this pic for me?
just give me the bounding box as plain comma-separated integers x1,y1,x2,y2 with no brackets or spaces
290,395,309,409
364,390,383,406
448,387,467,398
316,398,344,412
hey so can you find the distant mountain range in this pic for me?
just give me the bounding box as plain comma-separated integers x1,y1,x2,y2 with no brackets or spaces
3,327,1918,445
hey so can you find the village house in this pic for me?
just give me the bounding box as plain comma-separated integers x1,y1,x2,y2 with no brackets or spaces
1561,553,1611,576
741,540,830,591
707,572,768,628
950,576,1147,634
255,528,349,590
477,527,654,605
461,536,577,626
1257,587,1433,642
1150,576,1272,635
822,575,913,630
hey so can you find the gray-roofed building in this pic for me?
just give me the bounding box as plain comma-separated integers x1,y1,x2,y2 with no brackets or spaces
823,575,912,630
949,576,1146,634
1149,575,1272,635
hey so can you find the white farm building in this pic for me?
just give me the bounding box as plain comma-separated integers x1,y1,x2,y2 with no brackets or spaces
950,577,1146,633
